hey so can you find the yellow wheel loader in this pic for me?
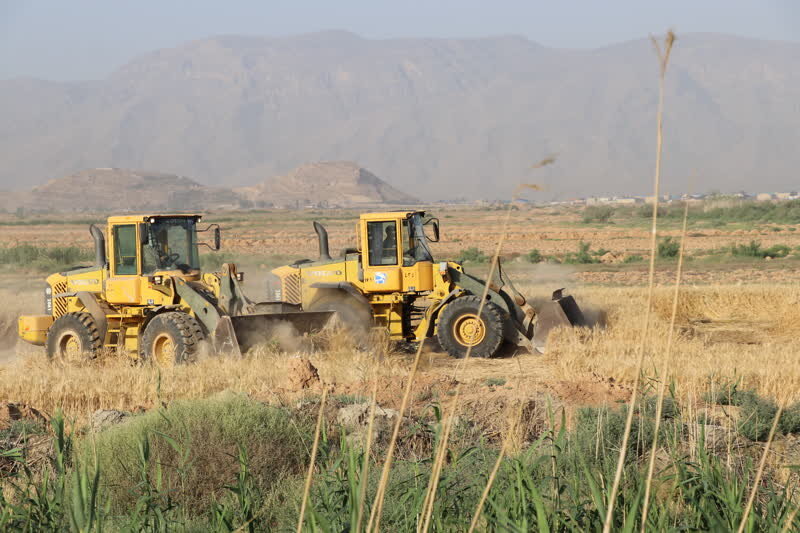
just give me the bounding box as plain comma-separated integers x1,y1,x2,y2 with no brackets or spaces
270,211,586,358
17,214,332,366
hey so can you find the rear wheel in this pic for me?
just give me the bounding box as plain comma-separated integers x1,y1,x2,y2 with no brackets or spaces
141,312,204,368
46,312,102,363
436,295,504,359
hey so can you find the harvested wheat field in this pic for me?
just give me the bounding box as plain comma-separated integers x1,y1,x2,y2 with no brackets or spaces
3,283,798,418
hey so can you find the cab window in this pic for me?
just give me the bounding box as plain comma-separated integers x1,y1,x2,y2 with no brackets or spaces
142,217,200,274
402,214,434,266
367,221,398,266
113,224,138,275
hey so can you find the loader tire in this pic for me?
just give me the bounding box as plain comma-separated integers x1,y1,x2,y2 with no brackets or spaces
141,312,204,368
46,312,102,363
308,293,372,342
436,295,504,359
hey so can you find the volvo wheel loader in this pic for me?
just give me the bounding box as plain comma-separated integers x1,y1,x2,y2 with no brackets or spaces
17,214,331,366
270,211,586,358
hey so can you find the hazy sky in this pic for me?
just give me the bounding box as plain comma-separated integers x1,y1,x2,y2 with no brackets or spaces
1,0,799,80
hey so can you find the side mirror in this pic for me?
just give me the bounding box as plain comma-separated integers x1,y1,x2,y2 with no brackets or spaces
214,227,221,251
139,225,149,245
424,217,440,242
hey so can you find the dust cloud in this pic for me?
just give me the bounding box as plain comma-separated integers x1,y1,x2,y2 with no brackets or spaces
0,287,42,364
525,262,579,292
514,261,607,328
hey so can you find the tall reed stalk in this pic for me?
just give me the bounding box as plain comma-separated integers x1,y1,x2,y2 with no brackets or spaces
640,200,688,530
366,339,426,532
355,338,383,532
737,400,785,533
467,400,524,532
296,386,328,533
603,30,675,533
418,165,551,532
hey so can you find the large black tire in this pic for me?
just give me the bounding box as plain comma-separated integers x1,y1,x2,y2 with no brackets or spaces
46,312,102,362
307,292,373,343
436,295,505,359
140,312,204,368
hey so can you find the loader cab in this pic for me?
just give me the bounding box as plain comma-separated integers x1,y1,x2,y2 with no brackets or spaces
360,211,438,293
105,214,205,304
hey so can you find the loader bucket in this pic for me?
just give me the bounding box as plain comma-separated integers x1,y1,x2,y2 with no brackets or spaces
531,289,587,352
212,311,334,356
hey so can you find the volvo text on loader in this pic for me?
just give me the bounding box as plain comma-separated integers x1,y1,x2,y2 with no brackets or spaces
18,214,331,366
270,211,586,358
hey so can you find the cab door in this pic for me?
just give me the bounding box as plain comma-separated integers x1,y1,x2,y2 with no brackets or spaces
361,219,402,292
105,223,142,304
399,218,434,292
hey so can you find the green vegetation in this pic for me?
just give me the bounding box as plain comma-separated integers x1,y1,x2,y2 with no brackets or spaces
2,392,799,530
726,240,791,259
457,247,489,263
611,199,800,227
85,393,313,514
582,205,615,224
658,237,680,259
563,241,599,264
624,254,645,263
0,244,93,272
706,384,800,441
580,199,800,230
525,248,543,263
331,394,370,405
698,200,800,225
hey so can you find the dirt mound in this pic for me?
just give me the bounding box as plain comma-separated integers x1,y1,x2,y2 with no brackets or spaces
238,161,418,208
287,356,320,390
546,377,630,407
0,402,47,431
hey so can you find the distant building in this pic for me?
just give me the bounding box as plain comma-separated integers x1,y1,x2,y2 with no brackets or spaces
756,193,775,202
612,197,642,205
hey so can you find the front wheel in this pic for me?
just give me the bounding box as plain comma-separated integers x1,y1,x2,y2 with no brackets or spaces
140,312,204,368
436,295,505,359
46,312,103,363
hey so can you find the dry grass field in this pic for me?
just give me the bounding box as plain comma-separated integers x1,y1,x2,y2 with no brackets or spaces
2,206,799,416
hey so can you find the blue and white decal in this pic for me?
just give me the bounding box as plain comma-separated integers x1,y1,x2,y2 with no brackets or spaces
374,272,388,284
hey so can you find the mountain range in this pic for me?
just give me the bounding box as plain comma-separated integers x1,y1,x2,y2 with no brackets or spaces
1,31,799,200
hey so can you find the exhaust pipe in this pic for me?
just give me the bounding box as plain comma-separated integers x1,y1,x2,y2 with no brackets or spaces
89,224,107,267
313,221,332,261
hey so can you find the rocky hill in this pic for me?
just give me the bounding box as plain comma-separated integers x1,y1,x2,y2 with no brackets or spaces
237,161,418,208
1,32,800,199
0,163,413,212
0,168,240,213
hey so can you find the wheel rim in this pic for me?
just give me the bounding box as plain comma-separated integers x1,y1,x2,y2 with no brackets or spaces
57,331,83,361
152,333,177,368
452,313,486,347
